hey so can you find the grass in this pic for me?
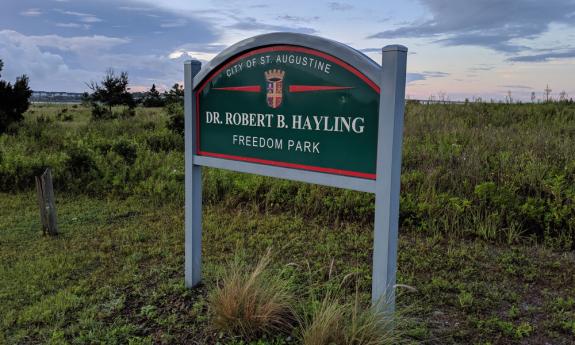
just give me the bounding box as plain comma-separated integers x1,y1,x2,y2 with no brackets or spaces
299,296,345,345
209,249,295,339
0,103,574,344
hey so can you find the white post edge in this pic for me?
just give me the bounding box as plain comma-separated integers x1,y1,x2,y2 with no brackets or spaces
371,45,408,311
185,60,203,288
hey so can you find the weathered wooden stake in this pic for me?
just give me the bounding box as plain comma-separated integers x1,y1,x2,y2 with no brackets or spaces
35,168,59,236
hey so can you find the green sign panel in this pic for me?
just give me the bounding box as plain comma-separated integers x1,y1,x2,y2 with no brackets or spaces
196,45,380,179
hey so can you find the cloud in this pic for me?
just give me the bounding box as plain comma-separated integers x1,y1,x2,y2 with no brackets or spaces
227,17,317,34
55,22,91,29
407,71,450,84
117,6,154,12
59,10,103,23
0,29,187,92
277,15,320,23
21,8,42,16
499,85,533,90
0,30,98,91
0,1,224,92
160,18,188,28
368,0,575,53
328,2,353,11
508,48,575,62
0,30,129,54
468,64,495,72
421,71,449,78
360,48,381,53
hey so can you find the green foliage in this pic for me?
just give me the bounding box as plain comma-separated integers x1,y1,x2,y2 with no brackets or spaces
87,69,135,120
165,102,184,136
1,102,574,249
0,59,32,133
112,139,138,165
163,83,184,106
141,84,165,108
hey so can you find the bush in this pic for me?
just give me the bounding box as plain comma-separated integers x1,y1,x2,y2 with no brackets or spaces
91,103,115,120
145,131,183,152
64,146,98,176
165,103,184,136
111,140,137,165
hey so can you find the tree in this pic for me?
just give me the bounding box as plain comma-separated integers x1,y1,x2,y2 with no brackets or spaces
530,91,536,103
164,83,185,135
142,84,165,107
0,59,32,134
87,69,135,118
163,83,184,105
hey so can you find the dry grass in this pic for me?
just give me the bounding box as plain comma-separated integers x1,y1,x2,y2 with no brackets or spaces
299,291,408,345
208,249,295,338
299,296,346,345
345,298,406,345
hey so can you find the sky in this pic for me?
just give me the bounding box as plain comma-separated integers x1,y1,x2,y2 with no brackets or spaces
1,0,574,101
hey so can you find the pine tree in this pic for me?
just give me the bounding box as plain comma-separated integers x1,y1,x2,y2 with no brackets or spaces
142,84,165,107
87,69,135,119
0,60,32,134
163,83,184,105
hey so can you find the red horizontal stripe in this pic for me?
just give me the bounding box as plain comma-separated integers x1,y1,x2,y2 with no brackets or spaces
213,86,261,92
289,85,354,93
197,151,376,180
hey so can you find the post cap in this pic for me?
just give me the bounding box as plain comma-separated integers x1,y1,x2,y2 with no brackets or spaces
382,45,408,52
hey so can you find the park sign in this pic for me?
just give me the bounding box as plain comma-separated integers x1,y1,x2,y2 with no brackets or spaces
196,45,380,179
184,33,407,310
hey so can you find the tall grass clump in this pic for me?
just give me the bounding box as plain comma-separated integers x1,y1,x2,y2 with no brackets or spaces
299,293,408,345
208,249,295,339
345,297,407,345
299,296,345,345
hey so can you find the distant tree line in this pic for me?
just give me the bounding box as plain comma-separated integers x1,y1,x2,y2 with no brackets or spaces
83,69,184,135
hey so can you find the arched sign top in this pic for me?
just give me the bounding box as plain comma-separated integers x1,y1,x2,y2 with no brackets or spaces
194,41,383,179
193,32,382,89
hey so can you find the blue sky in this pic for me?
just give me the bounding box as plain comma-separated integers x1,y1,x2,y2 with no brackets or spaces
1,0,574,100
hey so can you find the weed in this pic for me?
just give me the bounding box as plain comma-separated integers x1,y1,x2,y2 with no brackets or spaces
458,291,474,309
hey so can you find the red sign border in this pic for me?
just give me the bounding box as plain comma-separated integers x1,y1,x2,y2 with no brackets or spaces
195,45,380,180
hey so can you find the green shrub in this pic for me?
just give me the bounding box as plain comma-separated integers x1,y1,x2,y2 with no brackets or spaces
165,103,184,136
91,103,115,120
2,102,574,248
112,140,138,165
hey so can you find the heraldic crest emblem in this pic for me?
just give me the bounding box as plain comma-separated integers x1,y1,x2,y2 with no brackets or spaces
265,69,285,109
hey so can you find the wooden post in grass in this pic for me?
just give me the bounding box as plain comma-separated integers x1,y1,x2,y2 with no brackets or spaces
35,168,59,236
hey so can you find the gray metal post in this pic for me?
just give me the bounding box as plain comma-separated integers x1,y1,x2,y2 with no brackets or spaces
372,45,408,310
185,60,202,288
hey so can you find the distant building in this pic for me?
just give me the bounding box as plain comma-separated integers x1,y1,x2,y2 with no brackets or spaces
31,91,85,103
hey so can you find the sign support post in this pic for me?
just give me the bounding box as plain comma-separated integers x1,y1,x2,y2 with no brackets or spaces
184,60,203,288
372,45,408,310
